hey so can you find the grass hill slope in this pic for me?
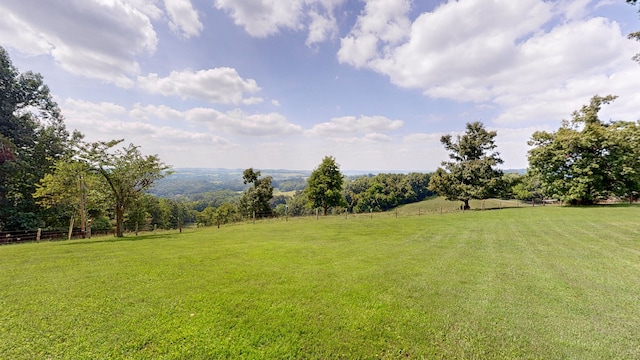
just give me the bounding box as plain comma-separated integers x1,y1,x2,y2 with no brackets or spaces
1,205,639,359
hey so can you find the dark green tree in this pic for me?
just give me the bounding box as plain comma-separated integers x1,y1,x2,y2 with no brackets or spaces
343,175,372,212
428,122,504,210
78,139,171,237
507,172,543,203
0,46,73,230
342,173,433,213
215,202,240,224
238,168,274,218
286,190,313,217
528,95,640,204
305,156,346,215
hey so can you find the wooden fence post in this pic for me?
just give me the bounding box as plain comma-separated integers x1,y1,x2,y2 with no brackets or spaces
68,216,74,240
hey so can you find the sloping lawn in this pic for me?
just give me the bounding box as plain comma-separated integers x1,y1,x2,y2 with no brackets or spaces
1,205,639,359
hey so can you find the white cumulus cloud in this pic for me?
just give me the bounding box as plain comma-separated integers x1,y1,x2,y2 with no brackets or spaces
164,0,203,38
338,0,640,126
137,68,263,105
0,0,159,87
187,108,304,136
308,115,404,137
214,0,345,46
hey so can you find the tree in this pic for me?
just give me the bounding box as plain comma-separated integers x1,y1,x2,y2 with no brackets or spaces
238,168,274,218
342,173,434,213
287,190,313,217
428,122,504,209
215,202,240,224
33,159,108,231
0,46,73,230
78,139,170,237
305,156,346,215
507,172,543,203
528,95,640,204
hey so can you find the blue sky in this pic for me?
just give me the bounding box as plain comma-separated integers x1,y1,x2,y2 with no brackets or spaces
1,0,639,171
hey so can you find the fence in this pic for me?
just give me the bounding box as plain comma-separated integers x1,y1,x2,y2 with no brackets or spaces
0,228,110,245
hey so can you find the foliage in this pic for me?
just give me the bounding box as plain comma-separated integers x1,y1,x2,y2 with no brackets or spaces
90,216,112,232
269,194,289,208
33,159,109,229
238,168,274,218
508,172,544,202
196,206,216,227
272,177,307,192
78,139,171,237
305,156,346,215
186,190,240,212
343,172,433,212
528,95,640,204
428,122,504,209
215,202,241,224
285,190,314,216
124,194,194,231
0,46,72,230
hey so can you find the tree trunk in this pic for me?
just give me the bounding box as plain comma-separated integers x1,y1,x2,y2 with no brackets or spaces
115,202,125,237
323,206,328,216
463,199,470,210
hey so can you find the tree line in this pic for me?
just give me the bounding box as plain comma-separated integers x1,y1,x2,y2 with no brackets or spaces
2,39,640,235
1,47,169,237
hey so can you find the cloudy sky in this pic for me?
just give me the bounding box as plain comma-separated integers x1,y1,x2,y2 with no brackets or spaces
1,0,639,171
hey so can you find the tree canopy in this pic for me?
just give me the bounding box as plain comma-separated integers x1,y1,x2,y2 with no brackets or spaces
238,168,274,218
528,95,640,204
305,156,346,215
343,173,433,213
0,46,73,230
428,121,504,209
78,139,171,237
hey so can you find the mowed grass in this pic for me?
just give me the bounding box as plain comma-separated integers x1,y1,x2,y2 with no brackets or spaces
1,204,640,359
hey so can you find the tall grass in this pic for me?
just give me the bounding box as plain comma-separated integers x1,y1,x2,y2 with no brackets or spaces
1,203,639,359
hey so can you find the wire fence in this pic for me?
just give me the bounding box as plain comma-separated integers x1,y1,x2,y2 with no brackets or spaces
0,228,112,245
0,198,592,243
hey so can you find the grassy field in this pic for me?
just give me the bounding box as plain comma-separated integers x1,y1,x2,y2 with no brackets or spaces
1,202,640,359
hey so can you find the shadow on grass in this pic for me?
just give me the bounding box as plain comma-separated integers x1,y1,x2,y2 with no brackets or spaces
61,231,186,245
563,203,640,209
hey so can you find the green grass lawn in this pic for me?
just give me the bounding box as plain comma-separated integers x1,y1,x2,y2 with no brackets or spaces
1,203,640,359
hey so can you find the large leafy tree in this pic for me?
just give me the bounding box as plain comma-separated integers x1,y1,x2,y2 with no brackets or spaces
78,139,171,237
528,95,640,204
33,159,108,230
238,168,274,218
305,156,346,215
428,121,504,210
0,46,72,230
